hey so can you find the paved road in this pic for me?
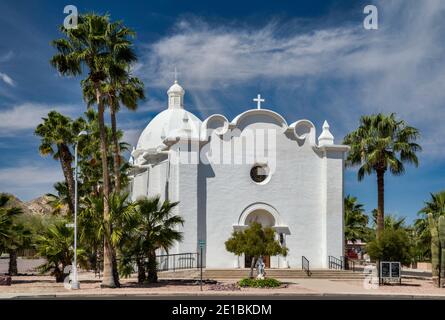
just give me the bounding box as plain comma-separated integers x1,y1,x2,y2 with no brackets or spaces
8,293,445,300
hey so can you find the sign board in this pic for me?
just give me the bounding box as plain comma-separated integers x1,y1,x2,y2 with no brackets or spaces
198,240,206,249
65,223,75,228
380,261,401,283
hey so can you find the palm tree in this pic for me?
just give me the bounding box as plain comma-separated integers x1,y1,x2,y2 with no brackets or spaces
127,197,183,283
37,220,86,282
45,182,71,215
343,113,421,236
105,21,144,193
35,111,85,215
79,192,136,282
107,77,144,193
344,195,369,244
81,21,144,193
371,209,406,230
0,194,32,275
0,194,16,250
82,76,144,193
50,13,134,287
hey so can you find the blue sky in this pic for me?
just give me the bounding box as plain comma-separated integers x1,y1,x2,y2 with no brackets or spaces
0,0,444,224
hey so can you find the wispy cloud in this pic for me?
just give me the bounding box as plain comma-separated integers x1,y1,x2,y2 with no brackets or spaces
0,72,15,86
0,103,77,135
138,0,445,159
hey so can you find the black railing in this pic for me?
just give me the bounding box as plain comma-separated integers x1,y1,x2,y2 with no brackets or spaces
302,256,311,276
328,256,344,270
156,252,199,272
343,256,356,272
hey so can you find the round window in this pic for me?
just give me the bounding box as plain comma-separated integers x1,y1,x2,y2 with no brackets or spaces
250,165,269,183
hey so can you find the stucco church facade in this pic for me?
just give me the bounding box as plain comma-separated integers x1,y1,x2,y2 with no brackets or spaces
129,80,349,269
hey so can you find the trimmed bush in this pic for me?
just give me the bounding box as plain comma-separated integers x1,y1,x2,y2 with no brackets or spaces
238,278,281,288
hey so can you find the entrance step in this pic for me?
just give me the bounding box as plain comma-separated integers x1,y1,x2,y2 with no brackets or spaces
158,268,366,280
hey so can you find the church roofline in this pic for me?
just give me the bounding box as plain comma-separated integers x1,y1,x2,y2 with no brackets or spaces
230,108,288,129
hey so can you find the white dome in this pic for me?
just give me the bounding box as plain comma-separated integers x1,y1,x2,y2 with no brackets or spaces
136,108,202,150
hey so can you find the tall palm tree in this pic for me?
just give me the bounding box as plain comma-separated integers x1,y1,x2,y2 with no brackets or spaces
105,21,144,193
82,76,144,193
35,111,85,215
50,13,134,287
344,195,369,244
77,109,130,196
107,77,144,193
343,113,421,236
81,21,144,193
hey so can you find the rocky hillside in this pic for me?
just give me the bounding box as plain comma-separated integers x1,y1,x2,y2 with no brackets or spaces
2,193,54,216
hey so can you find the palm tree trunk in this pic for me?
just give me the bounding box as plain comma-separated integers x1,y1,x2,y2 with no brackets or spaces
96,86,117,288
59,144,75,216
110,106,121,194
136,257,146,283
147,250,158,283
376,169,385,237
8,249,18,276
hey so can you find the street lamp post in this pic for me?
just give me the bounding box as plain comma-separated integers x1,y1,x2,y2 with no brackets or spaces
71,130,87,290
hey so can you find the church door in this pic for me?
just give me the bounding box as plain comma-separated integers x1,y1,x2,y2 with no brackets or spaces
245,255,270,268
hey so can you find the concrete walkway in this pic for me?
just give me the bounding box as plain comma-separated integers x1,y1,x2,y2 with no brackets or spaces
1,273,444,299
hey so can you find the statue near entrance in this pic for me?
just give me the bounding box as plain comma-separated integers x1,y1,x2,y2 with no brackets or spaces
256,256,266,279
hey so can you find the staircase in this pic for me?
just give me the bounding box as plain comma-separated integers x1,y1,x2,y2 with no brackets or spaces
158,268,365,280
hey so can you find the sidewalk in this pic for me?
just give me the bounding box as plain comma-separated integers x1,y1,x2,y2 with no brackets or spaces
1,273,444,299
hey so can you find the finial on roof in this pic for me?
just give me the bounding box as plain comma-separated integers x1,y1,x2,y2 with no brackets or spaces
318,120,334,146
167,74,185,109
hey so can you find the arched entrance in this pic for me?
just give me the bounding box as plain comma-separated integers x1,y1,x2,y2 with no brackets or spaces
244,209,276,268
233,203,290,269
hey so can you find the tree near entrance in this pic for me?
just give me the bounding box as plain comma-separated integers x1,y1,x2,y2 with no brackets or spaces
225,222,288,278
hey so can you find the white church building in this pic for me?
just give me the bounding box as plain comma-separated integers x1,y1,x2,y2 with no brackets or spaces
129,80,349,269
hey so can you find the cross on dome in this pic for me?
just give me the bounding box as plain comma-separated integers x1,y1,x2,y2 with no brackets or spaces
173,67,179,83
253,94,265,109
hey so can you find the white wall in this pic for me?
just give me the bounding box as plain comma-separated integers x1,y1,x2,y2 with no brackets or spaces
131,113,346,269
199,119,329,268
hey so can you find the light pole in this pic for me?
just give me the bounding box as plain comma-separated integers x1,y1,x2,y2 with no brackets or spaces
71,130,87,290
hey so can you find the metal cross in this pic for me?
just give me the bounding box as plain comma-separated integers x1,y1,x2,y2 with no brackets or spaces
173,67,179,82
253,94,265,109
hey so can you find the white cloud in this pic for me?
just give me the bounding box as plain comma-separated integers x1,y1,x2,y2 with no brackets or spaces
0,103,77,135
0,72,15,86
138,0,445,160
0,164,63,201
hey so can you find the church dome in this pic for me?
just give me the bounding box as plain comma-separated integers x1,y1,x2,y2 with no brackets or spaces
136,108,202,150
136,79,201,150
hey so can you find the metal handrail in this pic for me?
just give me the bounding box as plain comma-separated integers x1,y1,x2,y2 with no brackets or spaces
302,256,311,276
328,256,344,270
156,252,199,272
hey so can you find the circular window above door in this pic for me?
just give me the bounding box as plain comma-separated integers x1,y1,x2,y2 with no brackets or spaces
250,164,270,184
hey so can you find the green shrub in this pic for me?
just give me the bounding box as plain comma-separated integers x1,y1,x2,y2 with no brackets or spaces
238,278,281,288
